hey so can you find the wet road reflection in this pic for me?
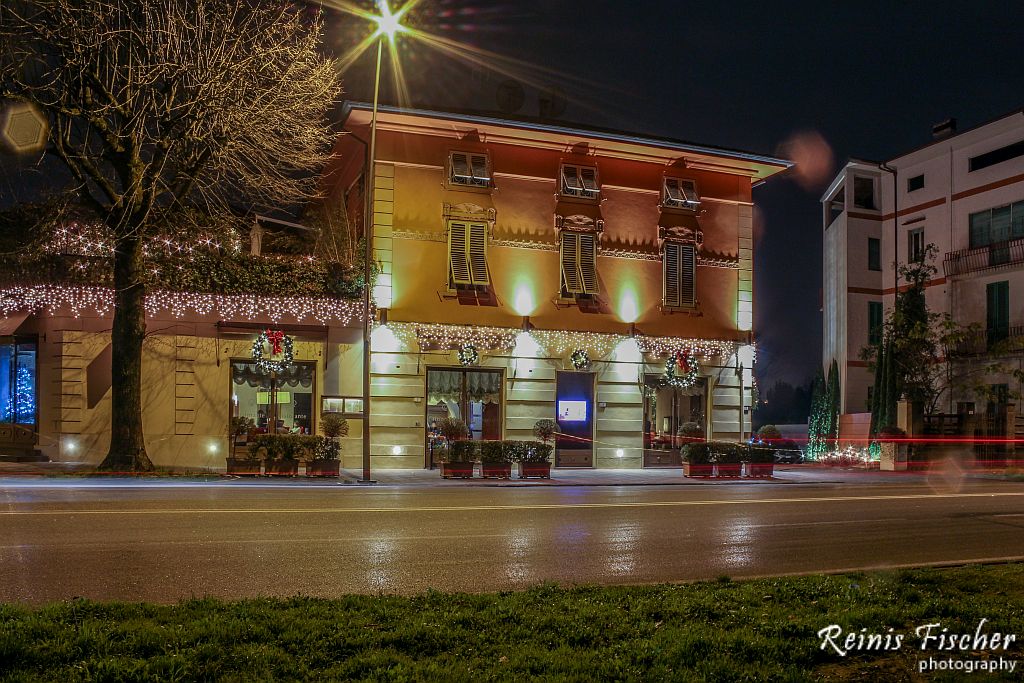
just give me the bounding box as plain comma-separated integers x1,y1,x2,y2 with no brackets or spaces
0,480,1023,603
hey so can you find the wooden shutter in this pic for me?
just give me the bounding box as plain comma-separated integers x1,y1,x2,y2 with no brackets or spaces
450,153,470,183
561,232,598,295
560,232,581,293
468,222,489,284
664,242,696,307
448,221,472,285
664,242,681,307
578,232,598,294
470,154,489,185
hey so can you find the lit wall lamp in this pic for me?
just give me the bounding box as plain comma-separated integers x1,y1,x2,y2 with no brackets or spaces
378,308,388,325
627,322,638,337
521,316,534,332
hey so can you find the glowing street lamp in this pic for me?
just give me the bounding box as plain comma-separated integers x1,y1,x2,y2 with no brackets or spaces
371,0,407,41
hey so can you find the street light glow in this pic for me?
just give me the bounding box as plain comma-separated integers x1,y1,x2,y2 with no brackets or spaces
371,0,406,42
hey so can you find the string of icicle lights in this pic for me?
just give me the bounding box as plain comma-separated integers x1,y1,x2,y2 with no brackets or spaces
386,321,747,361
0,286,364,325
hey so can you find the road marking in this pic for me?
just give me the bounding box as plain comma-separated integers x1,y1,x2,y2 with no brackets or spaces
1,491,1022,515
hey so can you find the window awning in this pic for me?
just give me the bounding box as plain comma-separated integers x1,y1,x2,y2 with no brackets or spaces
0,311,30,337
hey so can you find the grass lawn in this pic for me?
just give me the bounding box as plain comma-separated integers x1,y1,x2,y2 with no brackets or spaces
1,565,1023,681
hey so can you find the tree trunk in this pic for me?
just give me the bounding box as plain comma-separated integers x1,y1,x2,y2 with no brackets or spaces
97,235,154,472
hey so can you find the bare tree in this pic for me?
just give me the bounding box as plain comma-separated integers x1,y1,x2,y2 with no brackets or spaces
1,0,342,471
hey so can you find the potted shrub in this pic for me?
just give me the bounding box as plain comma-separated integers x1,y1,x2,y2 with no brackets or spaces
440,439,477,478
711,441,742,477
306,436,341,477
517,441,553,478
682,441,713,477
307,414,348,477
676,421,705,447
480,440,513,478
253,434,302,476
746,442,775,478
521,419,556,478
225,416,259,475
436,417,474,478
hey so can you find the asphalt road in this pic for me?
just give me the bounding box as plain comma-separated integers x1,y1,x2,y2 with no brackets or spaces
1,478,1023,604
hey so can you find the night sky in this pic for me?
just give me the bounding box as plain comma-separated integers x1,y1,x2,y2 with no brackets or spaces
4,0,1024,390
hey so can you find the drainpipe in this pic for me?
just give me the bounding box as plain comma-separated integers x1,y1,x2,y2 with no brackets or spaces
878,162,898,295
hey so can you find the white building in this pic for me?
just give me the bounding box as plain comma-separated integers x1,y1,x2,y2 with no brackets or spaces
823,109,1024,430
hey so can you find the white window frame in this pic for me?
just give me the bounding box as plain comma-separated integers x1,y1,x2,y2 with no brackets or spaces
908,227,925,263
560,163,600,200
662,177,700,211
448,151,491,189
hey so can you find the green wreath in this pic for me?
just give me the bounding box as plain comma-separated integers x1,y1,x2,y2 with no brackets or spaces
570,348,590,370
458,343,479,366
663,352,699,389
252,330,294,374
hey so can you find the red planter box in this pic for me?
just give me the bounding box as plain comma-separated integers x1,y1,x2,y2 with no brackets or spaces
305,459,341,477
518,462,552,479
264,460,299,477
441,462,475,479
481,462,512,479
225,458,261,476
683,463,714,478
715,464,742,478
746,463,774,478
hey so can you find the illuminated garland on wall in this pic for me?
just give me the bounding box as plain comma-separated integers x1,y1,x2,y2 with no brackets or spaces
0,285,364,325
384,321,744,362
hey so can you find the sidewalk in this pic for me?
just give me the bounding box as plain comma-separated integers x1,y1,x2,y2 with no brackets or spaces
0,461,1011,488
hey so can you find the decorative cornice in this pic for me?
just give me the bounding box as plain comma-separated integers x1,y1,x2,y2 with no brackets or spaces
390,229,740,268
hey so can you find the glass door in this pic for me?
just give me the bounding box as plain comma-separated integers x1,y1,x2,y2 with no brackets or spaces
642,373,707,467
425,368,502,467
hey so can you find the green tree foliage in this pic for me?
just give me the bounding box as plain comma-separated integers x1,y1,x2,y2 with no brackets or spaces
806,368,827,459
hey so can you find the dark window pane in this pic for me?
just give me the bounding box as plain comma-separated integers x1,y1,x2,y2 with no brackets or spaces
853,176,876,209
969,139,1024,172
970,210,991,248
907,174,925,192
868,237,881,271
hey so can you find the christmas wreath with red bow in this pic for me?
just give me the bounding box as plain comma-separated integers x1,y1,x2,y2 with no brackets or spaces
252,329,294,374
663,351,699,389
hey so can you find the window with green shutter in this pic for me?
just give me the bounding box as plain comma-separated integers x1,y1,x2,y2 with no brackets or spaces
560,231,598,296
663,241,696,308
447,220,489,287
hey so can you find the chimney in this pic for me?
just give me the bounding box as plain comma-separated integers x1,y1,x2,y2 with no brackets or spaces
932,118,957,140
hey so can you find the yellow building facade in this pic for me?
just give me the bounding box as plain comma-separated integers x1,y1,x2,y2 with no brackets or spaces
0,106,788,471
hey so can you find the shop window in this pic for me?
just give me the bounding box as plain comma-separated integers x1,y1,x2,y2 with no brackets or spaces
231,360,315,434
0,338,37,426
560,231,598,296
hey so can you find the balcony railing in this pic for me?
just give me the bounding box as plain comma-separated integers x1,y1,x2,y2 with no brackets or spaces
950,325,1024,357
943,238,1024,277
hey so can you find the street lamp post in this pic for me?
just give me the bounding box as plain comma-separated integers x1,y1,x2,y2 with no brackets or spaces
361,1,406,483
